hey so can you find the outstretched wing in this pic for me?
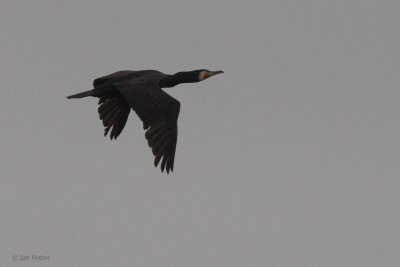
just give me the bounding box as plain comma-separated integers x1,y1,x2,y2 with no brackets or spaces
97,96,131,140
93,71,139,139
116,79,180,173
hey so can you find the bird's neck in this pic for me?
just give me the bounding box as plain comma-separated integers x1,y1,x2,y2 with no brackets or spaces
159,72,199,88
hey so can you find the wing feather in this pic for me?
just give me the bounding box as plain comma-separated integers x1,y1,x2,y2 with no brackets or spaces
97,96,131,140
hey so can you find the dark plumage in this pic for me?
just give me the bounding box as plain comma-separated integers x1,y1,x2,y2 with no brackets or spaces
67,69,223,173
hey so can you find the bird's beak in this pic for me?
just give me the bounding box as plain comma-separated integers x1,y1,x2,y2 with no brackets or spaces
208,70,224,77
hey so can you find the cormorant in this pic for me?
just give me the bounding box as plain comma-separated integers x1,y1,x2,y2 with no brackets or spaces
67,69,223,173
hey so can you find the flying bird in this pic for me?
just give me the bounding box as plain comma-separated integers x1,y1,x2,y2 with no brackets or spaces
67,69,223,173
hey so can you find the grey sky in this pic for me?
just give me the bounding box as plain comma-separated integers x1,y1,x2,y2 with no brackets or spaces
1,1,399,266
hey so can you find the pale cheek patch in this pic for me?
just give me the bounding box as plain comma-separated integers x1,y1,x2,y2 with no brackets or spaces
199,71,208,81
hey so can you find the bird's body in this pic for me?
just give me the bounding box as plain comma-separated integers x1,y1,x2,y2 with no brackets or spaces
67,69,223,173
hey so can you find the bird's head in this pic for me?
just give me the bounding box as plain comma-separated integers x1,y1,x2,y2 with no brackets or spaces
173,69,224,83
197,69,224,81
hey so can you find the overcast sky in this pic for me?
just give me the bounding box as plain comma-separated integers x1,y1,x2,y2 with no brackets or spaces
1,1,399,266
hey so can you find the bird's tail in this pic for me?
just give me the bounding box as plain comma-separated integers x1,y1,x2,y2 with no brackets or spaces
66,89,97,99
